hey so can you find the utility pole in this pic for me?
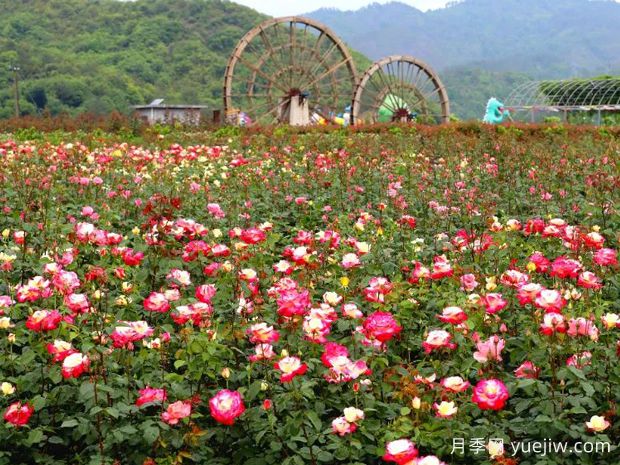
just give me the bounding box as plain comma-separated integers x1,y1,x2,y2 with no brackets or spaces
9,65,20,118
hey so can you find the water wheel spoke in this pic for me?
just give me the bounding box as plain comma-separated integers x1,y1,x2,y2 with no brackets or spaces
257,29,289,79
238,56,289,94
231,93,277,99
288,22,296,88
366,75,390,109
298,42,342,88
272,24,292,85
245,98,281,120
309,74,355,96
403,62,417,90
386,61,406,106
255,102,283,124
374,70,401,114
296,24,312,79
244,96,277,111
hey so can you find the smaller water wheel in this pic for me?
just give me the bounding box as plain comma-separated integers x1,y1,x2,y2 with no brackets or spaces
352,55,450,124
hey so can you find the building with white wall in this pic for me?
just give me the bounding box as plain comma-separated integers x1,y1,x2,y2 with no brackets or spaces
132,99,206,125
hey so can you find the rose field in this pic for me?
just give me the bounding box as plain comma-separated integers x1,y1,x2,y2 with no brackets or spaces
0,125,619,465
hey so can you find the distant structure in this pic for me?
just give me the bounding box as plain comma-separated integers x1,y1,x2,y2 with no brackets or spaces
505,78,620,124
132,99,206,125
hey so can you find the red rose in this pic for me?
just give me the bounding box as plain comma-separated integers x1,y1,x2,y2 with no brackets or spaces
4,402,34,427
363,311,402,343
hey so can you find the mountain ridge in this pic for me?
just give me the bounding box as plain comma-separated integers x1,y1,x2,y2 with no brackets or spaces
306,0,620,75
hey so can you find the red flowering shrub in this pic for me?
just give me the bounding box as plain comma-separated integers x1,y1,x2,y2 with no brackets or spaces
0,129,618,464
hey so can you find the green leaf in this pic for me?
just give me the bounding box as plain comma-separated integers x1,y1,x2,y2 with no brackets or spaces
582,382,596,397
118,425,138,435
26,429,45,445
143,425,159,444
48,367,62,384
105,407,120,419
79,381,95,401
516,378,537,389
255,429,268,444
31,395,46,410
569,406,588,415
89,406,103,416
567,366,586,380
334,447,350,460
246,381,262,401
306,411,322,431
61,419,79,428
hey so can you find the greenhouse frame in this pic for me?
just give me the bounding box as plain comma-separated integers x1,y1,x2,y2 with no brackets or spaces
505,78,620,124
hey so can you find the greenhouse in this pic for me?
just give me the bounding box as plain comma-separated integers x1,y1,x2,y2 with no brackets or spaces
505,77,620,124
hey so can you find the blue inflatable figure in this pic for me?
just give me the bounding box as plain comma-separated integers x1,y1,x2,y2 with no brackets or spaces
483,98,511,124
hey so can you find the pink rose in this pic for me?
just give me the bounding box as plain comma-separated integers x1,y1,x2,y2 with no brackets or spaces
437,306,467,325
161,400,191,425
422,330,456,353
195,284,217,303
332,417,356,436
363,311,402,343
577,272,602,290
460,274,479,291
593,248,617,267
481,293,508,314
382,439,418,464
528,252,550,272
136,387,167,407
534,289,566,313
540,312,567,336
143,292,170,313
473,335,505,363
61,352,90,378
209,390,245,425
274,356,308,383
550,256,582,279
472,379,509,411
514,361,540,379
26,309,62,332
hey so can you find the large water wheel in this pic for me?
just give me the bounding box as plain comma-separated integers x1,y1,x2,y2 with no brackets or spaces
223,16,358,126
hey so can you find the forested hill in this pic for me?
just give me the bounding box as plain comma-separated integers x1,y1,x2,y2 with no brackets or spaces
0,0,267,118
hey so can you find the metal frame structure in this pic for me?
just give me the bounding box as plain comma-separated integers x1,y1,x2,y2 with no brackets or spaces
505,78,620,124
352,55,450,124
223,16,357,126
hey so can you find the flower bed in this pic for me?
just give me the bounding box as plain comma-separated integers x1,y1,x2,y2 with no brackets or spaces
0,130,618,465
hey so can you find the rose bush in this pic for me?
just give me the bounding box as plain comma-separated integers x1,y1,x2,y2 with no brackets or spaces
0,128,618,464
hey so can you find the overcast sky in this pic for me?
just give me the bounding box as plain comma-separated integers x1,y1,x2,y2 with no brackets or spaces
232,0,453,16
